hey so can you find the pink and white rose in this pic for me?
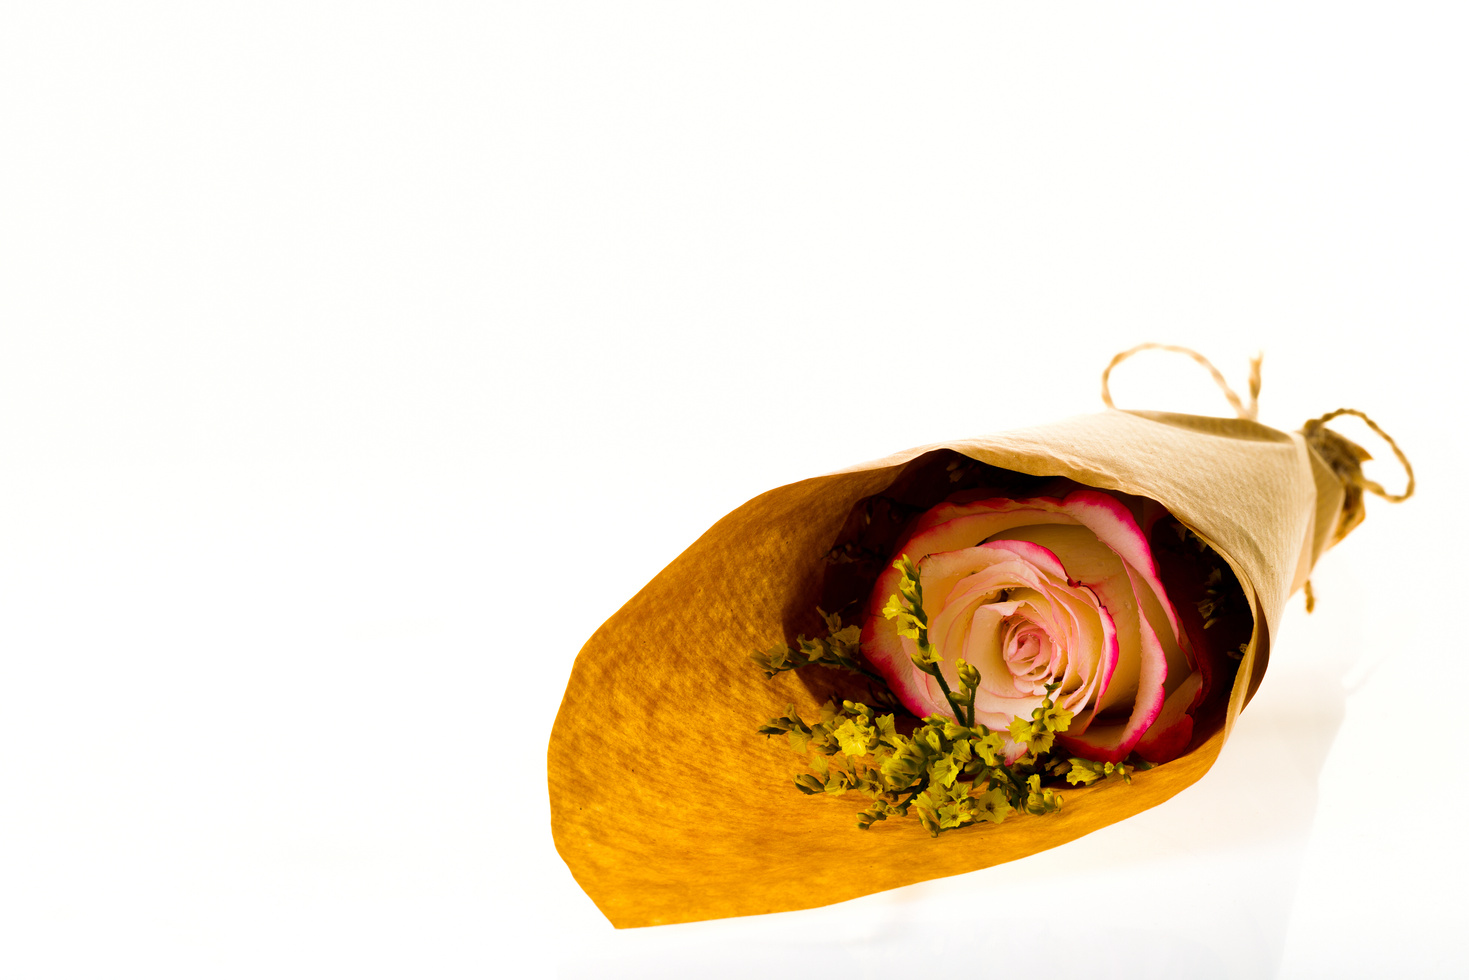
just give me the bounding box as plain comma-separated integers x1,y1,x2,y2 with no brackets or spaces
861,490,1207,764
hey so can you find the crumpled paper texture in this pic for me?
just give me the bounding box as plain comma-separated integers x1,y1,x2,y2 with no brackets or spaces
549,409,1348,928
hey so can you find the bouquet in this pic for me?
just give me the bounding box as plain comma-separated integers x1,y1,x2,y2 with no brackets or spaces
547,346,1411,928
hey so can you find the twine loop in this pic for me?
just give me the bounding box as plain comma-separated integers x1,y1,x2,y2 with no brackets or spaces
1300,408,1415,504
1101,343,1262,421
1301,407,1415,551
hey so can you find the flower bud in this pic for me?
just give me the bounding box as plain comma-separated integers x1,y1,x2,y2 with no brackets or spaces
793,774,825,795
957,659,981,691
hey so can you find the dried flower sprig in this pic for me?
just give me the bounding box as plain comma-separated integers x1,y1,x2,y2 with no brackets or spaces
757,604,1141,837
749,608,885,683
881,555,974,726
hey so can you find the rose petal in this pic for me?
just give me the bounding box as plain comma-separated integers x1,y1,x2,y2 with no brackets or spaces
861,609,948,718
1057,592,1170,763
1132,671,1205,762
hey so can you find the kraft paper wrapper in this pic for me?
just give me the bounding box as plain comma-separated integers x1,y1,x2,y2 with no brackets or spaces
549,409,1350,928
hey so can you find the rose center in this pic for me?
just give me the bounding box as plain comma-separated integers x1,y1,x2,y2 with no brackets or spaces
1002,617,1056,694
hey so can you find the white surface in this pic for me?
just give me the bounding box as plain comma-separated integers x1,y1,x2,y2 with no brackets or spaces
0,5,1462,978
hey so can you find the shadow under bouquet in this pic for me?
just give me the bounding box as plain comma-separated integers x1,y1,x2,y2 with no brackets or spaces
548,348,1410,928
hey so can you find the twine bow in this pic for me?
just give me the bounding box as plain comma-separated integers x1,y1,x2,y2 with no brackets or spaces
1102,344,1414,612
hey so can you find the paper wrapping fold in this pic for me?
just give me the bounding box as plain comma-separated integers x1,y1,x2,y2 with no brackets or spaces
548,409,1349,928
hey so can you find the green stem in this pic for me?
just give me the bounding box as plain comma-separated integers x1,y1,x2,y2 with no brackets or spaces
845,663,888,685
928,663,968,728
887,774,930,813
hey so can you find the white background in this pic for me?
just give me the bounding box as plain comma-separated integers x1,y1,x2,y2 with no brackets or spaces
0,4,1461,977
